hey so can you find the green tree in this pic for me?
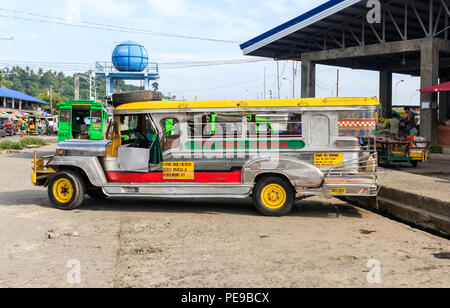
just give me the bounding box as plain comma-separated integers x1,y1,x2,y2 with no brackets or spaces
0,66,142,102
36,91,68,111
152,82,159,91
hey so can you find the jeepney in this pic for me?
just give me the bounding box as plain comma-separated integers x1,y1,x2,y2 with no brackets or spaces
32,93,379,216
58,100,109,142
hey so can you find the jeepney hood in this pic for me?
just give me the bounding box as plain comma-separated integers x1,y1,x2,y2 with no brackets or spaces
56,140,111,157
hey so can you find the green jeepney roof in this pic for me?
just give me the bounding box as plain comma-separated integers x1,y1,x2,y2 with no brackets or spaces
60,100,104,108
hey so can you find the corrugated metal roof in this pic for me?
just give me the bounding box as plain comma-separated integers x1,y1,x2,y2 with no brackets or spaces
0,87,49,105
240,0,360,56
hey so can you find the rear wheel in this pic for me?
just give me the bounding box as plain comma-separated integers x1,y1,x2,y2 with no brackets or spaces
252,176,296,216
48,171,85,210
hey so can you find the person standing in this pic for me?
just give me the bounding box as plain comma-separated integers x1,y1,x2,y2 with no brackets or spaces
38,120,43,136
388,115,401,139
46,119,51,136
20,119,27,137
403,107,416,136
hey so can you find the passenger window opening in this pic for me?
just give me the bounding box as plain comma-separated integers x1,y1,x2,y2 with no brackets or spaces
247,113,303,138
160,118,181,154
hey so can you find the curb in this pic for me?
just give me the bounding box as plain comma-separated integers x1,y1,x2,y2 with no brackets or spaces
341,189,450,238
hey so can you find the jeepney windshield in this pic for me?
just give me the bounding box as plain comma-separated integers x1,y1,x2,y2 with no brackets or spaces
60,109,71,123
91,109,102,124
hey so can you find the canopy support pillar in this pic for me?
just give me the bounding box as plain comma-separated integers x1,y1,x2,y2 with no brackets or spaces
301,59,316,98
379,71,393,119
420,39,439,146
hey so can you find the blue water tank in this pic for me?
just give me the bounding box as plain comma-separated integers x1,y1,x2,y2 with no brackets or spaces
112,41,149,72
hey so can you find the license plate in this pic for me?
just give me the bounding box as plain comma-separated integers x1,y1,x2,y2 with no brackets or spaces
330,188,346,195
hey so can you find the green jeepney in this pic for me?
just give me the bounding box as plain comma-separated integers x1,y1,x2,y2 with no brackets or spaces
58,100,109,142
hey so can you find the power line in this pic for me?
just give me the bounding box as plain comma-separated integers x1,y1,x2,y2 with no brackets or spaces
160,59,271,69
171,74,277,93
0,58,270,72
0,8,240,44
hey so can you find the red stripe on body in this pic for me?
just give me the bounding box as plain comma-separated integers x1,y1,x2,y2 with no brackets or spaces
106,171,242,183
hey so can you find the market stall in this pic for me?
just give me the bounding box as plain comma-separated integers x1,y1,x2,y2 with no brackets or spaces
420,81,450,146
376,104,429,168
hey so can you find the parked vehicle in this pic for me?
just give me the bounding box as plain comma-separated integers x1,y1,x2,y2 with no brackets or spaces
46,116,58,134
0,122,6,138
0,117,17,136
58,100,109,142
32,92,379,216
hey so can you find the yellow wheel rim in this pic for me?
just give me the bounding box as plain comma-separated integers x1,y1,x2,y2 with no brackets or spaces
53,178,74,204
261,184,287,210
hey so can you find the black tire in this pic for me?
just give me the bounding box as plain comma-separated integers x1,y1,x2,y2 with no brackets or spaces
112,90,163,106
86,187,108,200
411,161,419,168
48,171,85,210
252,176,296,216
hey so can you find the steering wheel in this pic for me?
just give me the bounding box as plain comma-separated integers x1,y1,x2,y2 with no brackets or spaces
131,129,151,148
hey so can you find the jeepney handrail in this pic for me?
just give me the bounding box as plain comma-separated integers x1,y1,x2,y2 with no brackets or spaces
328,152,378,176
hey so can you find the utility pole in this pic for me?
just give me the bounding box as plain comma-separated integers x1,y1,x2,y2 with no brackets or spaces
88,70,93,100
74,74,80,100
49,85,53,115
292,61,296,99
276,61,280,99
264,66,266,100
336,69,340,97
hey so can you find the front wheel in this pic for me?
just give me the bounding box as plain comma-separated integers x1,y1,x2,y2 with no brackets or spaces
252,176,296,216
48,171,85,210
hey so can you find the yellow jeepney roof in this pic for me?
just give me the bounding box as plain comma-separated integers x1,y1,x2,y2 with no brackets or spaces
115,97,379,112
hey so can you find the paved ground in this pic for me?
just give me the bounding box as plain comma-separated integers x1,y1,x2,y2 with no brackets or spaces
0,143,449,288
401,159,450,181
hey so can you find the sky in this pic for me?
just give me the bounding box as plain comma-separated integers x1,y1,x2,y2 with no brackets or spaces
0,0,421,105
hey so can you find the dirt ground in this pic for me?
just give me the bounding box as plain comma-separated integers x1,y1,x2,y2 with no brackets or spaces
0,143,449,288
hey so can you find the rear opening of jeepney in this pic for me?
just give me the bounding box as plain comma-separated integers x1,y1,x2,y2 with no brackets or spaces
31,91,379,216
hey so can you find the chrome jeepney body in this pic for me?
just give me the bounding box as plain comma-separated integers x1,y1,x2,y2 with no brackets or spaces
33,96,379,215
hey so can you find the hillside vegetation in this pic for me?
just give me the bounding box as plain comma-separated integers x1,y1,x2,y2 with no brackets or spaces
0,66,141,110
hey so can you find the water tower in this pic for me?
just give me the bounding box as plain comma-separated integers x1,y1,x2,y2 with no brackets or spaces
95,41,159,100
